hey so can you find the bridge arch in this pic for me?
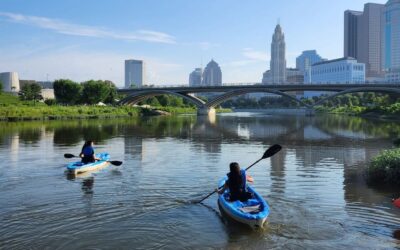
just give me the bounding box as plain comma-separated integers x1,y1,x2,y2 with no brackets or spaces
119,90,206,108
312,87,400,107
205,89,310,108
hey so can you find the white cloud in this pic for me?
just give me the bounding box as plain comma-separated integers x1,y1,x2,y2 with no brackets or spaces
0,48,184,86
0,12,176,44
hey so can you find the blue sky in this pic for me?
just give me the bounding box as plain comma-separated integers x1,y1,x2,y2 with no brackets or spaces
0,0,387,86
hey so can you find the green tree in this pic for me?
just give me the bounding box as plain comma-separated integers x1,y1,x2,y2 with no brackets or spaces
54,79,82,105
103,80,118,104
19,83,42,102
81,80,111,104
0,81,3,94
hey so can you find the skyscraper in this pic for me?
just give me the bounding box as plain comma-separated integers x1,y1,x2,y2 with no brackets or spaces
189,68,203,86
269,24,286,83
296,50,325,73
202,60,222,86
382,0,400,72
125,59,145,88
344,3,385,78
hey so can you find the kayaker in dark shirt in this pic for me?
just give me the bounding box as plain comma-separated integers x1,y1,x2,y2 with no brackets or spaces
79,141,100,164
218,162,254,202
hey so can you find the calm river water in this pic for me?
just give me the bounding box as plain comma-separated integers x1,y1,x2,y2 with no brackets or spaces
1,112,400,249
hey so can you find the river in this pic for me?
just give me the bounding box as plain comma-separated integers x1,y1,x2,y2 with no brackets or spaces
1,112,400,249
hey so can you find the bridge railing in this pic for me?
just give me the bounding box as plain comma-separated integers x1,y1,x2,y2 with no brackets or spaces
119,82,399,90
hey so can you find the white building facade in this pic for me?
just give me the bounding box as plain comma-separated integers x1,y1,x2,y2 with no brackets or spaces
0,72,20,92
125,60,145,88
305,57,365,83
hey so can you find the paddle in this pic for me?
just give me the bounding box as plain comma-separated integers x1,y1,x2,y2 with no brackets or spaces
64,153,123,166
193,144,282,204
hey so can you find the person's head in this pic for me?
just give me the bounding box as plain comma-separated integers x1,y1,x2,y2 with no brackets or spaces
85,140,94,147
229,162,240,175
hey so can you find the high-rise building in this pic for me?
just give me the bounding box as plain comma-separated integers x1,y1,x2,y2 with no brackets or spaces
296,50,325,75
344,3,385,78
269,24,286,84
344,10,362,59
189,68,203,87
202,60,222,86
382,0,400,72
125,59,145,88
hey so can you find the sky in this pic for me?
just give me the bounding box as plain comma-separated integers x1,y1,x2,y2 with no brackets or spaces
0,0,387,87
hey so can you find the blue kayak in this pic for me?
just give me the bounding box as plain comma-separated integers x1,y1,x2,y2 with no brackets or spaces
66,153,110,175
218,177,270,228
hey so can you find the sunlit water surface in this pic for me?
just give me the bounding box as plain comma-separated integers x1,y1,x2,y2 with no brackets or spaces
1,113,400,249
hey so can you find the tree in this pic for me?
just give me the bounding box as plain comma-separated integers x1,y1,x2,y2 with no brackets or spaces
103,81,118,104
19,83,42,102
54,79,82,105
0,81,3,94
81,80,111,104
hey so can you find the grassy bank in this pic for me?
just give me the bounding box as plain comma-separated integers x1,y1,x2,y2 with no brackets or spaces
0,105,141,121
0,93,231,121
366,148,400,187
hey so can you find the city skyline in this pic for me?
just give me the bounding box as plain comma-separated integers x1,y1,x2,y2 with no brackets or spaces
0,0,388,86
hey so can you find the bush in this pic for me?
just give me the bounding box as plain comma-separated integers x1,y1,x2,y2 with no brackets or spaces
366,148,400,186
44,99,57,106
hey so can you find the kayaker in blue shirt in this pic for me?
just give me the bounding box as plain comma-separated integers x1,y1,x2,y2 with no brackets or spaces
79,141,100,164
218,162,254,202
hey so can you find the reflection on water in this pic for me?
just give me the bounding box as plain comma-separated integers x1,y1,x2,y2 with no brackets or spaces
1,113,400,249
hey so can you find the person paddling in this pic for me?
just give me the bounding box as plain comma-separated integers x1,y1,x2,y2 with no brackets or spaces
218,162,254,202
79,141,100,164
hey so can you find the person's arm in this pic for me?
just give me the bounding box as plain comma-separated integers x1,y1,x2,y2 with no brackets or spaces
217,182,228,194
246,174,254,183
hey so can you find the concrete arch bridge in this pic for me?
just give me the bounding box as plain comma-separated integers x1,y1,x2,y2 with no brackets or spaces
118,83,400,115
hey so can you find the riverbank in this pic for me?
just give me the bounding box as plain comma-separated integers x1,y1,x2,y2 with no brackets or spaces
315,103,400,121
0,94,230,121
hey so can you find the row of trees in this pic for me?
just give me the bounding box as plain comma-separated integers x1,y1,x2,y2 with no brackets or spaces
219,92,398,109
53,79,118,105
220,96,299,109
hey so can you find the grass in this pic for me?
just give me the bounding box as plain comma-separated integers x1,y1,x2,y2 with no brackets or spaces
0,94,232,121
366,148,400,186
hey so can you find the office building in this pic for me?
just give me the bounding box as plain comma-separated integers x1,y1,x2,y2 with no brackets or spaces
382,0,400,72
189,68,203,86
344,3,385,78
0,72,20,92
296,50,325,83
202,60,222,86
125,59,145,88
305,57,365,83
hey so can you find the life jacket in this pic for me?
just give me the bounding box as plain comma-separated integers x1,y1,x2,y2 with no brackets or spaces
227,169,246,200
81,146,95,163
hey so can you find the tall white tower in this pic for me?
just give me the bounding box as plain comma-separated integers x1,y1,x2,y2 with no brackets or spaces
270,24,287,83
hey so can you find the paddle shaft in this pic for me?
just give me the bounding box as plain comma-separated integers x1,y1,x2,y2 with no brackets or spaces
195,158,263,204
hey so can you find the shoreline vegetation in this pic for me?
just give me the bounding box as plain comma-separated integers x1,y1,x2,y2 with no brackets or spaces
367,147,400,187
0,93,231,121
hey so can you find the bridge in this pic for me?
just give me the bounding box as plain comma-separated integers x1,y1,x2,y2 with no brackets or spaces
118,83,400,115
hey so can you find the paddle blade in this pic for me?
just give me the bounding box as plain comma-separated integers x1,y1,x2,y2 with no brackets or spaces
109,161,123,166
262,144,282,159
64,153,76,158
